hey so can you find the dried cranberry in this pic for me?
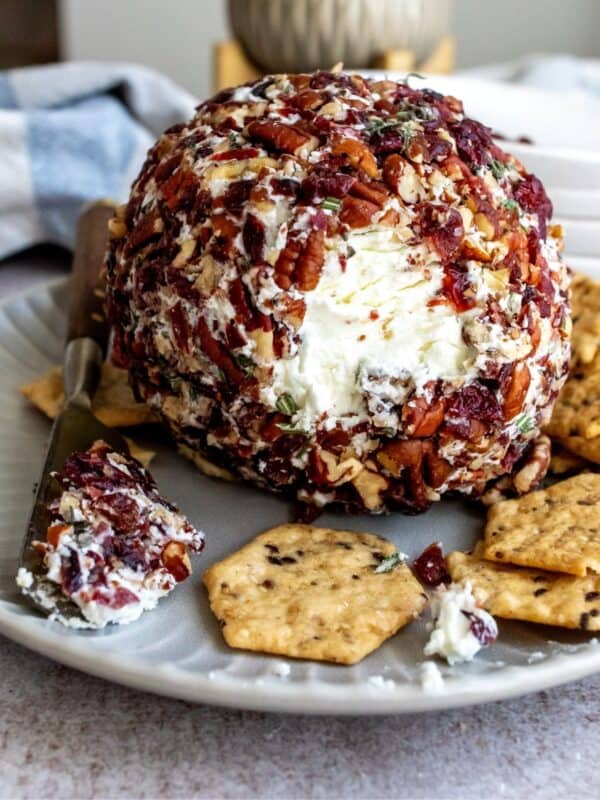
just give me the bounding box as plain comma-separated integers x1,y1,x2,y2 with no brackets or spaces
442,263,475,312
271,177,301,198
448,383,502,423
514,174,552,235
450,118,493,168
423,131,453,162
242,214,265,263
463,611,498,645
300,172,356,203
62,548,83,595
370,129,411,155
417,203,464,263
222,180,254,216
413,543,450,586
97,492,141,532
168,302,190,353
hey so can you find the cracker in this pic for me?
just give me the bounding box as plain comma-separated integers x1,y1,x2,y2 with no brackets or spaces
447,549,600,631
123,437,155,468
558,433,600,466
549,446,589,475
203,524,427,664
571,272,600,366
484,473,600,576
177,443,236,482
20,363,156,427
546,366,600,440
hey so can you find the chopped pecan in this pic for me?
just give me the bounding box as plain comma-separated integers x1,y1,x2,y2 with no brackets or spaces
382,153,404,192
161,169,197,211
274,229,325,291
210,214,238,260
125,211,164,253
331,138,379,178
423,446,453,489
162,541,192,582
349,180,388,207
197,318,244,384
246,120,318,156
513,435,550,494
242,213,266,263
503,362,531,420
352,462,388,511
339,196,379,228
377,440,423,476
403,397,446,437
481,435,551,505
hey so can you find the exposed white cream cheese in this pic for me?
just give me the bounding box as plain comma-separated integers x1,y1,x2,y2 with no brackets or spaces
424,580,498,665
267,230,477,430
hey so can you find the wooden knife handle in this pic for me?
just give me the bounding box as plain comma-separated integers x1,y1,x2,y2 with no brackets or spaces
66,199,117,349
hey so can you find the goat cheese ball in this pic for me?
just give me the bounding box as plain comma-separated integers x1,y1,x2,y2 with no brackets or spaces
106,71,570,514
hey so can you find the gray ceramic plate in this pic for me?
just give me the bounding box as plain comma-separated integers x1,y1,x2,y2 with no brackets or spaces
0,278,598,714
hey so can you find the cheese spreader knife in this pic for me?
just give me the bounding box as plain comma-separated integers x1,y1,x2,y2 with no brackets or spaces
19,200,131,623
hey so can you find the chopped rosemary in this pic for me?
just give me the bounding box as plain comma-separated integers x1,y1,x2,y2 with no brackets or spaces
276,421,306,435
514,413,534,434
235,353,256,376
71,520,88,536
488,158,507,180
399,72,426,86
276,393,298,416
321,196,342,212
374,552,405,574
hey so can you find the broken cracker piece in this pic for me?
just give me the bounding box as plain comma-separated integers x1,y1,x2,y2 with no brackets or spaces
177,443,236,482
557,433,600,466
20,363,156,428
484,473,600,576
123,437,155,468
546,366,600,440
570,272,600,366
549,446,589,475
203,524,427,664
447,549,600,631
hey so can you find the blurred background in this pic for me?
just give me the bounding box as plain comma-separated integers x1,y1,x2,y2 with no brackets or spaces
4,0,600,100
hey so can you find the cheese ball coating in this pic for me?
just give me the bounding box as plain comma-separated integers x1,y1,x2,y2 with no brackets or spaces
106,71,570,514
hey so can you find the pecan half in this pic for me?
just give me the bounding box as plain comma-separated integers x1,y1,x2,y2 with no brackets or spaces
275,229,325,291
331,138,379,178
246,120,318,156
349,180,388,207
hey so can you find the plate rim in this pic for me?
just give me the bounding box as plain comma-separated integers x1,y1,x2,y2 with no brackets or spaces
1,276,599,715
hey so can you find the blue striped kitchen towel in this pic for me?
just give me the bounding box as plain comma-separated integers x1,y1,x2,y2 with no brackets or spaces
0,62,196,260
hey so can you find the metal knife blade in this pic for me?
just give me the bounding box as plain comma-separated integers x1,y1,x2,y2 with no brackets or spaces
20,200,131,622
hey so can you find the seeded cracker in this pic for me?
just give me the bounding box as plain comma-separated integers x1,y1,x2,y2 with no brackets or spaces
549,445,589,475
546,366,600,440
557,433,600,466
570,272,600,366
447,549,600,631
203,524,427,664
483,473,600,576
20,363,156,428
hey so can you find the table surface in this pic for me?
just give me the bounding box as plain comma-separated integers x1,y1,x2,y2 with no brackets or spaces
1,250,599,800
